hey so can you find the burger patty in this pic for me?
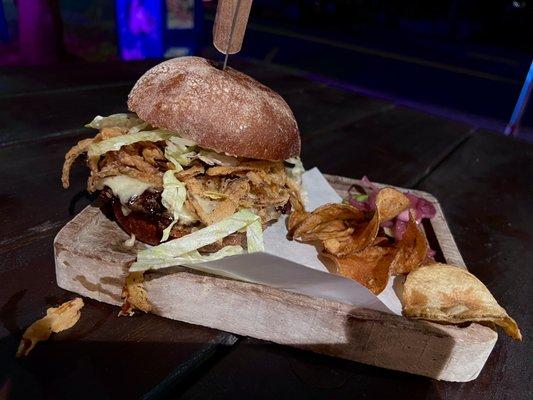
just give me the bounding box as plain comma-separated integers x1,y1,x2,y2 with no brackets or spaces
98,187,169,245
112,201,167,245
126,189,168,217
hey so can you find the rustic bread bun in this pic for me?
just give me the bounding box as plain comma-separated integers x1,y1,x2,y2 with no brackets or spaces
128,56,300,161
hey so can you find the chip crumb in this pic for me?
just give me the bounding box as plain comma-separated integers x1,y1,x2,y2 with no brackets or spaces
17,298,84,357
119,271,152,316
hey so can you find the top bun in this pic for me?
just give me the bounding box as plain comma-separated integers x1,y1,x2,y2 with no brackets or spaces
128,56,300,161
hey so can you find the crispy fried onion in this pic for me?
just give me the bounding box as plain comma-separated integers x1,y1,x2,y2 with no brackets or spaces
61,126,167,190
17,298,84,357
62,121,304,231
62,138,94,188
119,271,152,316
180,161,300,226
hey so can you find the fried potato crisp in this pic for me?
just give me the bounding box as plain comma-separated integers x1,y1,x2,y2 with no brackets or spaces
323,219,378,257
298,220,354,242
390,212,428,275
287,210,309,236
17,298,84,357
119,271,152,316
375,187,411,223
321,188,409,257
323,246,398,294
291,203,365,240
288,187,426,294
403,263,521,340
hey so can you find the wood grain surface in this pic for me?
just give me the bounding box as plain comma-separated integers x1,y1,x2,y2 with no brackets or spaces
0,57,530,399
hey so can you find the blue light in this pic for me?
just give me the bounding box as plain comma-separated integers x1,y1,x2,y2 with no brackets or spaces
116,0,203,60
116,0,164,60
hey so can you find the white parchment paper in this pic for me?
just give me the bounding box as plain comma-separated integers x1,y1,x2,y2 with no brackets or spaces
180,168,403,315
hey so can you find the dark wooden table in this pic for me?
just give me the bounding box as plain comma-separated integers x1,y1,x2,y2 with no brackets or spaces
0,58,531,400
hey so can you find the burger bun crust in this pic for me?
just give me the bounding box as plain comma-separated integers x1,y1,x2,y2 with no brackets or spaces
128,56,300,161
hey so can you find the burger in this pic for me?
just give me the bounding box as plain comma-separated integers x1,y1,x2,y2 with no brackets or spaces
61,56,304,259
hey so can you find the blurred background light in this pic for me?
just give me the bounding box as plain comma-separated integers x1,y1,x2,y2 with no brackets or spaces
0,0,531,137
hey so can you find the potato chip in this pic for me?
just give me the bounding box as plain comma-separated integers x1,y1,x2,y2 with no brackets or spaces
292,203,365,241
375,187,410,223
323,220,378,257
298,220,354,242
323,246,397,294
286,210,309,236
322,188,409,257
390,212,428,275
372,236,390,246
17,298,84,357
403,263,521,340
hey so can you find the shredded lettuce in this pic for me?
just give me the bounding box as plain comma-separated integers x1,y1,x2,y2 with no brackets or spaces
164,140,197,170
136,209,260,260
176,205,198,226
160,171,187,242
129,245,244,272
85,113,144,130
197,150,239,166
164,142,185,171
285,157,305,184
167,134,196,148
130,209,263,271
85,115,196,159
246,218,264,253
88,131,174,157
128,122,150,134
285,156,307,204
165,143,241,170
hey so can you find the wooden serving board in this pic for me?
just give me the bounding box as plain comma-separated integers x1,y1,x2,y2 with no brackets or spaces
54,175,497,382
